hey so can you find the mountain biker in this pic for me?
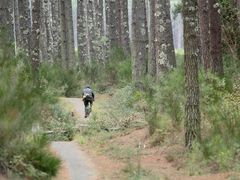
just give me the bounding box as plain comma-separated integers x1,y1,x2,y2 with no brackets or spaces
82,86,95,118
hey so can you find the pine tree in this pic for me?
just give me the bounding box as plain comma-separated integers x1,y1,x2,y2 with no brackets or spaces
198,0,210,71
0,0,14,58
31,0,40,77
51,0,62,61
132,0,148,86
18,0,31,56
209,0,224,76
77,0,88,64
183,0,201,149
148,0,157,77
155,0,176,77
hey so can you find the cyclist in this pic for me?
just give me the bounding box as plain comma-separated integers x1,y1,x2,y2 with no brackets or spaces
82,86,95,118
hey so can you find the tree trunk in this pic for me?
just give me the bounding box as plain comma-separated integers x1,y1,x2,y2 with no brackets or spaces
0,0,14,58
107,0,119,49
60,0,75,69
237,0,240,27
120,0,130,54
148,0,157,77
198,0,210,71
95,0,104,63
209,0,224,76
40,0,53,63
77,0,88,64
31,0,40,80
51,0,61,61
155,0,176,77
132,0,148,86
183,0,201,149
14,0,21,54
60,0,67,67
18,0,31,56
87,0,95,60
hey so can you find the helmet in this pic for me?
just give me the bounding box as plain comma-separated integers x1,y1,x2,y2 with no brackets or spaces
84,85,91,89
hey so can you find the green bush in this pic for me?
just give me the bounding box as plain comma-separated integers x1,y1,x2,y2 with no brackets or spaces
41,105,77,141
0,46,61,178
39,63,81,97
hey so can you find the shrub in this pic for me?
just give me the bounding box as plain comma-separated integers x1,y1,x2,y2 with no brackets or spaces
39,63,81,97
41,105,77,141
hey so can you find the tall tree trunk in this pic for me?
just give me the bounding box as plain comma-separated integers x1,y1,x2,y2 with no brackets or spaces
237,0,240,27
51,0,61,61
60,0,67,67
77,0,88,64
116,0,122,46
132,0,148,86
18,0,31,56
46,0,53,63
148,0,157,77
156,0,176,77
198,0,210,71
95,0,104,63
209,0,224,76
14,0,21,54
0,0,14,58
40,0,53,62
120,0,130,54
87,0,95,60
107,0,118,47
183,0,201,149
31,0,40,81
60,0,75,69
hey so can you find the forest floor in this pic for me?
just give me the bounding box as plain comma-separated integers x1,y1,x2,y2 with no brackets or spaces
53,95,240,180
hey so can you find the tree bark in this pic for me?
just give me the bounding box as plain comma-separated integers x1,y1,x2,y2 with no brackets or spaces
51,0,61,61
108,0,118,47
132,0,148,86
0,0,14,58
77,0,88,64
31,0,40,80
198,0,210,71
120,0,130,54
209,0,224,76
183,0,201,149
148,0,157,77
18,0,31,56
60,0,75,69
14,0,21,54
156,0,176,77
87,0,95,60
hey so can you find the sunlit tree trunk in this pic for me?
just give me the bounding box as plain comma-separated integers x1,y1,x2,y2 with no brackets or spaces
18,0,31,56
198,0,210,71
209,0,224,76
132,0,148,86
183,0,201,149
148,0,157,77
156,0,176,77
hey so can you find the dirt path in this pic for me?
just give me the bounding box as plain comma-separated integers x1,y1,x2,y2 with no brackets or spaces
51,98,98,180
51,141,97,180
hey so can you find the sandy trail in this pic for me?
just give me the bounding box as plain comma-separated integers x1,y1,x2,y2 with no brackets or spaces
51,98,97,180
